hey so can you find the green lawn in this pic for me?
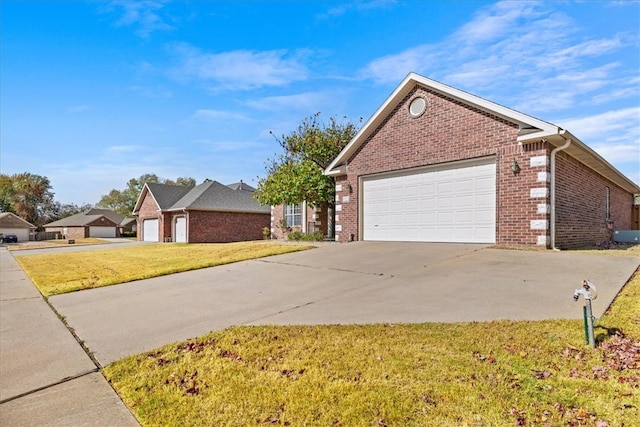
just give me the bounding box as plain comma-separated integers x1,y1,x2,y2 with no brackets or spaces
104,270,640,427
15,242,310,296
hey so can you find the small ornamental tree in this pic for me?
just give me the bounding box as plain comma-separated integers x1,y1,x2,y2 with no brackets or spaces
254,113,359,237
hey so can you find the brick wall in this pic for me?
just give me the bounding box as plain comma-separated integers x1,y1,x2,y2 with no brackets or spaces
46,226,87,239
555,152,634,248
187,210,270,243
270,203,325,239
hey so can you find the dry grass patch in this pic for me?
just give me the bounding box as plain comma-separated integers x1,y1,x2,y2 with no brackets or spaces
573,243,640,258
15,242,310,296
6,238,109,251
104,271,640,427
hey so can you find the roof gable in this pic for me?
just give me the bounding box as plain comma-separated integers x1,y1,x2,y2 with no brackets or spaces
325,72,639,193
0,212,36,229
133,182,192,213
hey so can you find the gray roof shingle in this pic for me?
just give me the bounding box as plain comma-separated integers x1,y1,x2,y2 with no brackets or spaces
167,180,269,213
145,182,192,209
44,209,134,227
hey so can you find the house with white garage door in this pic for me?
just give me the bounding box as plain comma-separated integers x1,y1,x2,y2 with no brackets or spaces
44,208,135,239
0,212,35,242
325,73,639,249
133,180,270,243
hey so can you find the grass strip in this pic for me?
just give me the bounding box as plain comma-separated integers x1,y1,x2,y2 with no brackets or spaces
15,242,310,296
104,271,640,427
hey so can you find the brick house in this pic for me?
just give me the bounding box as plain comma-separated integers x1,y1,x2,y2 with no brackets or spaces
325,73,639,249
44,208,135,239
133,180,270,243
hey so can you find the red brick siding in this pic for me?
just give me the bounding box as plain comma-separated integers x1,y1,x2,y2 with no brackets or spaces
498,141,551,246
187,210,270,243
270,204,324,239
45,226,88,239
555,152,634,248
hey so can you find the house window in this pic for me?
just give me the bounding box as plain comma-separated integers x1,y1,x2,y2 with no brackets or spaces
285,204,302,227
605,187,611,221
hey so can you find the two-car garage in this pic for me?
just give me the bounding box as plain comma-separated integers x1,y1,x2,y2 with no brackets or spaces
361,158,496,244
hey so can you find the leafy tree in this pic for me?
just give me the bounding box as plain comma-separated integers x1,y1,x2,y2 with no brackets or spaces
0,172,56,227
43,201,93,224
254,113,359,235
97,174,196,215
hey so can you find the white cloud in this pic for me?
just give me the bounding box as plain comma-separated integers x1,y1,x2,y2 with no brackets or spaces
359,1,633,115
454,0,539,43
106,0,174,38
558,107,640,140
558,107,640,173
169,43,309,91
317,0,396,19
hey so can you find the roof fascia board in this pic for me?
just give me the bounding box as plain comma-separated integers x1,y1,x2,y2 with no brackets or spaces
561,131,640,193
165,207,270,214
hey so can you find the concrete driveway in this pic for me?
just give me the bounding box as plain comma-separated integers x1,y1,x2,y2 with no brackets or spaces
48,242,639,367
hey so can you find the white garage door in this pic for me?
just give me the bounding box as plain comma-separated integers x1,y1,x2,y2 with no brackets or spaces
362,158,496,243
174,217,187,243
89,226,116,238
143,219,159,242
0,228,29,242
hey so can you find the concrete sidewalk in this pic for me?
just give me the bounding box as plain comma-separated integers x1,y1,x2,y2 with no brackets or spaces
0,248,138,426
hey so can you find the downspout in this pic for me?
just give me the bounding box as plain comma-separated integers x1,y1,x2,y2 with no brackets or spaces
550,136,572,250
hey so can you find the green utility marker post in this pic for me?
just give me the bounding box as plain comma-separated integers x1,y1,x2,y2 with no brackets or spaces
573,279,597,348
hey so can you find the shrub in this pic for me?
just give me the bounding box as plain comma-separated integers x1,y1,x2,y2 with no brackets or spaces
287,231,324,241
262,227,271,240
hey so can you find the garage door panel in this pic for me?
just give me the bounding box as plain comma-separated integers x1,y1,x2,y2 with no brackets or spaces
89,227,116,238
143,219,159,242
363,158,496,243
174,217,187,243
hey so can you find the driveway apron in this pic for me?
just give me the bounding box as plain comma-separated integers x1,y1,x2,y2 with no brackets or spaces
47,242,639,367
0,248,138,426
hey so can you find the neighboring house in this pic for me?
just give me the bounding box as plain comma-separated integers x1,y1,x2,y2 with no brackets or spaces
44,208,136,239
133,180,270,243
324,73,640,249
270,203,328,240
0,212,36,242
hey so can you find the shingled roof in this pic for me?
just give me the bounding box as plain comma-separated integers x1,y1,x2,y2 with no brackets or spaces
0,212,36,229
44,208,134,227
226,181,256,192
133,180,269,214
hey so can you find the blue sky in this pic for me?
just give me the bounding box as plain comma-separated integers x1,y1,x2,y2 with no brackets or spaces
1,1,639,204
